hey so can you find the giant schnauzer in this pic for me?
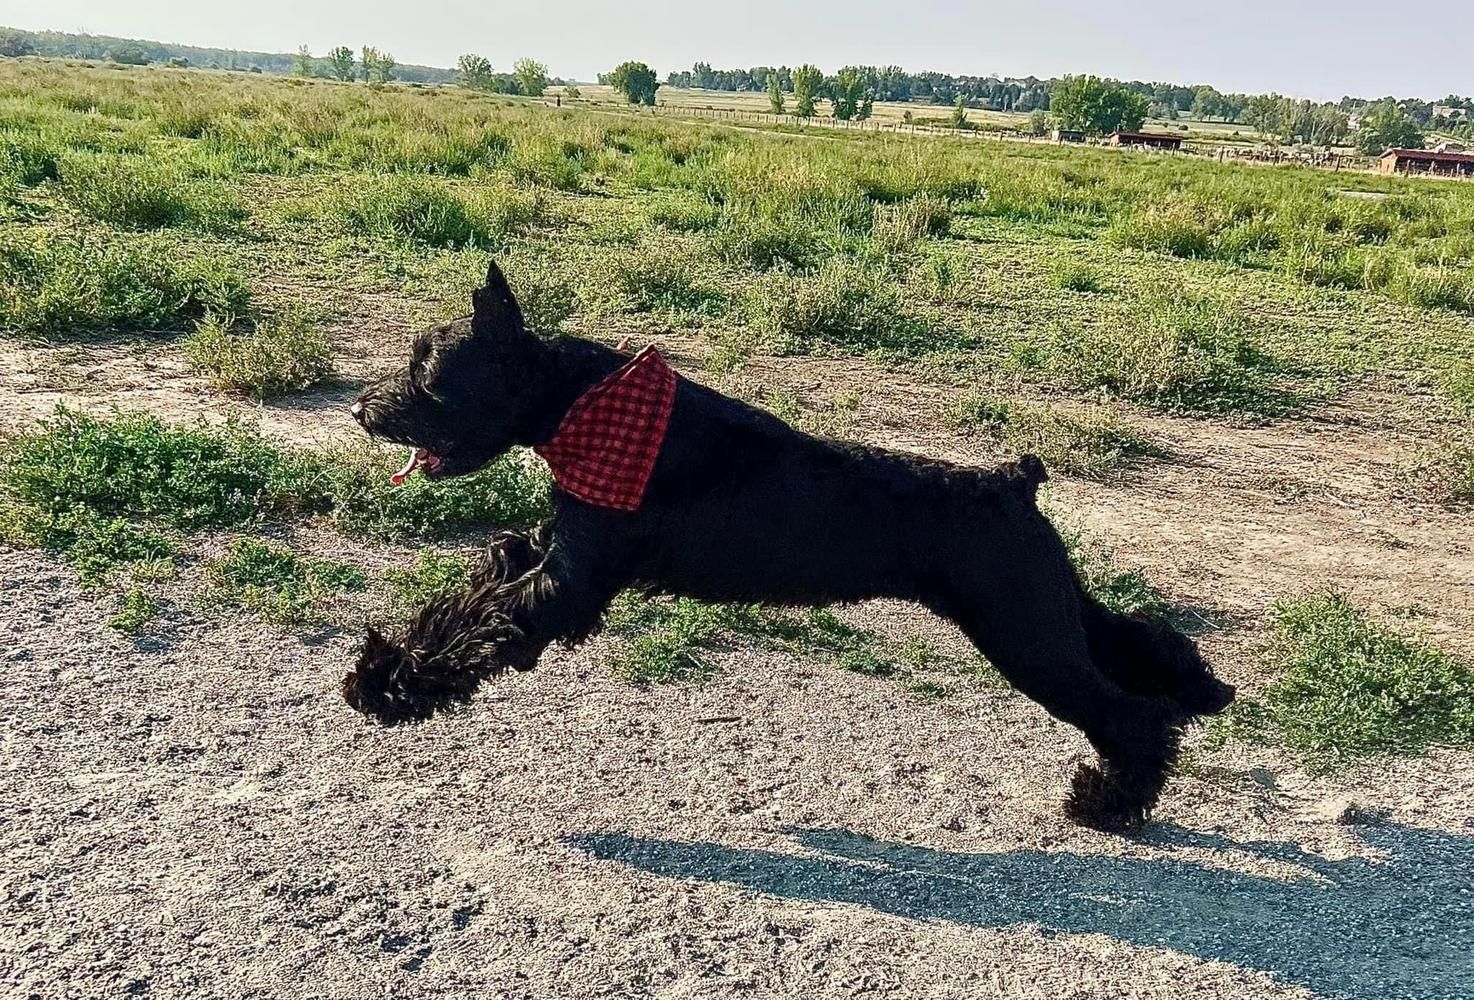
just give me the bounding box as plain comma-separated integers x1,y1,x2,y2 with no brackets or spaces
345,261,1234,833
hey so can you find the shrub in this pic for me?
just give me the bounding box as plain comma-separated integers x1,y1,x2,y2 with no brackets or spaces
1108,199,1221,259
185,311,335,398
109,587,161,634
0,407,325,534
318,174,545,249
0,229,249,336
0,130,61,185
870,192,952,253
1218,591,1474,769
711,214,825,271
605,241,725,314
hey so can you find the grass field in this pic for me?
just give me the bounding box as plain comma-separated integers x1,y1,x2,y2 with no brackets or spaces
3,56,1474,997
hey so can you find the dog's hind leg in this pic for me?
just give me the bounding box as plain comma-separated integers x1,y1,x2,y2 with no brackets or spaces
933,558,1182,834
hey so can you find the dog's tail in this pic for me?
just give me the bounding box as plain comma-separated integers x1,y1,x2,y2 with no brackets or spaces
1075,583,1235,719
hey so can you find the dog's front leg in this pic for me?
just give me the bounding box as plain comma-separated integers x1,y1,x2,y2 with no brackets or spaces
343,529,622,725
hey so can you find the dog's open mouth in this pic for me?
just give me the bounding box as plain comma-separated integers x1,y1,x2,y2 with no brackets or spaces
390,447,444,485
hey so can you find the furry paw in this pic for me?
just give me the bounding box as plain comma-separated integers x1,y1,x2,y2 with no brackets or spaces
1064,762,1150,834
341,626,498,725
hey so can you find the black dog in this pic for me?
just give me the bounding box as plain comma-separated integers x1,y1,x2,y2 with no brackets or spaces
345,261,1234,833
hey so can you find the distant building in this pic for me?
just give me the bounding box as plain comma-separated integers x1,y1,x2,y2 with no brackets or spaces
1433,140,1467,153
1107,130,1184,150
1433,105,1468,122
1379,148,1474,177
1052,128,1086,143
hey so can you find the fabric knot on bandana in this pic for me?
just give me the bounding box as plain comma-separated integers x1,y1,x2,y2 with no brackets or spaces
534,346,676,512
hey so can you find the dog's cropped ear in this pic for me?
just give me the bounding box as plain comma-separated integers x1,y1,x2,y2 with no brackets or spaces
471,259,527,340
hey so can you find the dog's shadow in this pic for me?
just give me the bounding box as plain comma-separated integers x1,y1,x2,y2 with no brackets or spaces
568,821,1474,999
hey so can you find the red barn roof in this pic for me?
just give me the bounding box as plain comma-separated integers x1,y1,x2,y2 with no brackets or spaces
1381,148,1474,165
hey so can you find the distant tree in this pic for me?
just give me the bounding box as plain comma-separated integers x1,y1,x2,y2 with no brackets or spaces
108,43,150,66
829,68,874,121
1356,100,1424,155
1191,85,1229,120
949,95,973,131
514,58,548,97
767,73,785,114
458,53,495,91
167,57,189,69
360,47,379,82
563,83,582,100
1027,109,1051,136
0,29,35,58
373,51,397,83
293,45,314,77
1050,76,1149,135
608,61,659,105
792,64,823,118
326,46,355,82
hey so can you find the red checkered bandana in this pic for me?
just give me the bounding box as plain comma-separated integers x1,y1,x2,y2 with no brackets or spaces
534,346,677,512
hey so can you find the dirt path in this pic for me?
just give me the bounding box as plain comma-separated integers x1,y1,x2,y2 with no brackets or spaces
3,551,1472,1000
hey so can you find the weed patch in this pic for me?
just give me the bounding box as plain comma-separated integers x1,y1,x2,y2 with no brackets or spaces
383,549,471,613
185,311,335,398
60,154,245,232
1215,591,1474,769
205,537,365,627
955,396,1164,481
109,587,160,634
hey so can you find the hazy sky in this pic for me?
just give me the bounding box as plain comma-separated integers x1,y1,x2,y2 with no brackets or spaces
7,1,1472,101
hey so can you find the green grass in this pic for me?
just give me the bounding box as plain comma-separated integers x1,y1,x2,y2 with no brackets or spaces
1050,259,1105,293
383,549,471,613
1216,591,1474,769
954,396,1165,481
0,227,249,336
322,447,551,541
184,311,335,398
205,537,366,627
603,593,986,688
746,258,952,355
306,174,547,249
60,153,245,232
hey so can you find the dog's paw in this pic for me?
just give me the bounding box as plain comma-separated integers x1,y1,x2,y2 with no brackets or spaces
1064,762,1149,835
343,626,488,726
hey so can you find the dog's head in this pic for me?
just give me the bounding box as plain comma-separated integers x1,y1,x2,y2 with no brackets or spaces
352,260,551,480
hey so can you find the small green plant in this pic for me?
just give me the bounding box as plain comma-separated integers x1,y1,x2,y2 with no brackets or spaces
870,192,952,253
185,311,335,398
606,241,725,314
109,587,160,634
1050,522,1166,617
383,549,471,612
1215,591,1474,769
954,396,1164,481
323,447,551,541
206,537,366,626
314,174,545,249
1050,259,1104,293
0,228,250,336
746,258,940,355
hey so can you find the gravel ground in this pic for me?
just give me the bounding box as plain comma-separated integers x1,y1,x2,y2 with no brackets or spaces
3,549,1471,1000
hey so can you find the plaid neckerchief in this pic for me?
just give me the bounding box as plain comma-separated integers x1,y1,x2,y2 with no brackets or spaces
534,346,677,512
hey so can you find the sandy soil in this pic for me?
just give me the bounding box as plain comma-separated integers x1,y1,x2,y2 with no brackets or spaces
2,332,1472,999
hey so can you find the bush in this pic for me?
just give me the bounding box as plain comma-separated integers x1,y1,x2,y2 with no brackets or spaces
0,407,325,534
110,587,161,634
60,154,245,232
185,311,335,398
870,192,952,253
0,228,249,336
711,214,825,271
0,130,61,185
317,174,545,249
1218,591,1474,769
605,241,725,314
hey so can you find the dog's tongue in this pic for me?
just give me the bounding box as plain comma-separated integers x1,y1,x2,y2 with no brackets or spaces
390,447,424,486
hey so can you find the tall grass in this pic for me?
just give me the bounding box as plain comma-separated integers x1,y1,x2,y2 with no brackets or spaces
0,228,249,335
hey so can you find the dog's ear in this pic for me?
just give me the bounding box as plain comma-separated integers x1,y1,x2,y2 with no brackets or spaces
471,259,527,341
